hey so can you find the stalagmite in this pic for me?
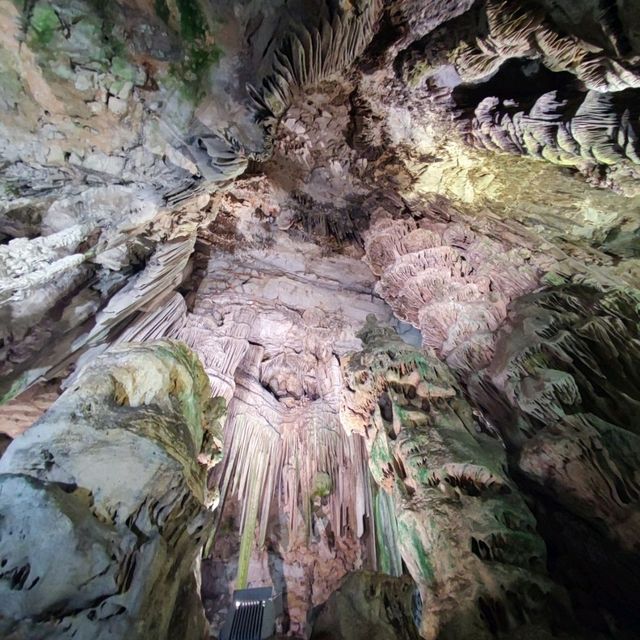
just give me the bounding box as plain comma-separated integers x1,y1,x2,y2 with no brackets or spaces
341,316,570,640
1,0,640,638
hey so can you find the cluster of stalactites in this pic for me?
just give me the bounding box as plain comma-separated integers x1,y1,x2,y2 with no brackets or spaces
469,89,640,170
178,307,374,554
470,280,640,552
247,0,382,143
362,205,540,374
219,378,373,550
407,0,640,92
172,0,383,196
340,317,565,640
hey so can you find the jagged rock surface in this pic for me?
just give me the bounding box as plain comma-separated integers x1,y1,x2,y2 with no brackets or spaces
0,339,225,639
178,226,399,635
341,317,570,640
468,280,640,633
1,1,640,639
402,0,640,91
310,571,421,640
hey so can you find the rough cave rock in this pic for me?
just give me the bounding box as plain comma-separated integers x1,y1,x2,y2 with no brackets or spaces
0,0,639,639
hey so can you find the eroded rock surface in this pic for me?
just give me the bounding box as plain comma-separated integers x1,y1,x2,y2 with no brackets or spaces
341,317,571,640
0,339,225,639
1,0,640,638
311,571,421,640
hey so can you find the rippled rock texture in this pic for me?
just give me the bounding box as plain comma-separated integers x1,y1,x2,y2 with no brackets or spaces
0,340,225,639
1,0,640,639
470,280,640,632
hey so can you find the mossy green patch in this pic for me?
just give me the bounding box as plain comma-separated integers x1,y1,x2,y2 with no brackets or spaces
176,0,207,42
28,3,60,48
154,0,223,100
0,50,23,109
111,56,137,82
312,471,332,498
169,42,222,101
0,372,29,406
399,520,434,583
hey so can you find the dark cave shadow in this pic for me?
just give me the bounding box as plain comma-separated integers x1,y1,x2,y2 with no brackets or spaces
267,543,290,634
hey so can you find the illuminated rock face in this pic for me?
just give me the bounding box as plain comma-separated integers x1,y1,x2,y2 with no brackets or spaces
467,90,640,170
363,199,542,374
341,318,568,640
402,0,640,91
1,0,640,638
178,240,396,635
469,282,640,624
0,340,225,640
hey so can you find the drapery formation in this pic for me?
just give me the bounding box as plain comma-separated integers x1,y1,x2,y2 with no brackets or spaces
340,317,568,640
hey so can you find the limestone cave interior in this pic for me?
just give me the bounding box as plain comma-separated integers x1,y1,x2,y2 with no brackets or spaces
1,0,640,639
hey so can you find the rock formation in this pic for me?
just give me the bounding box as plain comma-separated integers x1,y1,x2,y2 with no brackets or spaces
177,227,397,635
341,317,570,640
469,280,640,630
310,571,421,640
1,0,640,638
0,339,225,639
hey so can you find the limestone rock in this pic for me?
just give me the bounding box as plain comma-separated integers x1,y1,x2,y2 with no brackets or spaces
0,339,225,639
311,571,421,640
341,317,571,640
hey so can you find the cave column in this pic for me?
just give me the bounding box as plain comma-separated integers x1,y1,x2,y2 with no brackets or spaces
341,317,571,640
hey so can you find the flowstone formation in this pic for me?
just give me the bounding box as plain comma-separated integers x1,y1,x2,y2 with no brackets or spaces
341,317,569,640
176,224,398,635
469,280,640,630
0,340,225,640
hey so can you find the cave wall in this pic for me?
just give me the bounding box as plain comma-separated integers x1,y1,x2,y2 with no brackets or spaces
0,339,225,639
1,0,640,639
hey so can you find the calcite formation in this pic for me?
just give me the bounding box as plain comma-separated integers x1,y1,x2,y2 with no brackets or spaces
341,317,568,640
470,280,640,558
1,0,640,638
0,340,225,639
363,198,542,374
403,0,640,91
465,88,640,181
177,236,396,634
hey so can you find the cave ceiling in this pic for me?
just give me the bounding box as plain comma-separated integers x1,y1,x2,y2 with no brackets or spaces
0,0,639,639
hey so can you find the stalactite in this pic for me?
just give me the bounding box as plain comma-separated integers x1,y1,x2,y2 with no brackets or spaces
236,460,264,590
402,0,640,92
470,280,640,552
373,486,403,577
245,0,383,151
362,198,542,374
175,255,388,629
465,89,640,175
